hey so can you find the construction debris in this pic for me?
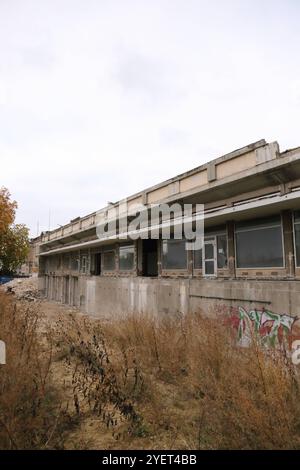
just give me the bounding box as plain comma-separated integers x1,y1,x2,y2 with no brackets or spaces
2,276,39,301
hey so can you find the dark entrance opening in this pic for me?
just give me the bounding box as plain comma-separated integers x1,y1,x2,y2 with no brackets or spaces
95,253,101,275
142,239,158,277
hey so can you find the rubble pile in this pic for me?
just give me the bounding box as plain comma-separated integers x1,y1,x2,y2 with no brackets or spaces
2,277,39,301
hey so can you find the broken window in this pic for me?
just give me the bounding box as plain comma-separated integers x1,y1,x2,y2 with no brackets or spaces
103,250,115,271
235,216,284,268
162,239,187,269
119,245,135,271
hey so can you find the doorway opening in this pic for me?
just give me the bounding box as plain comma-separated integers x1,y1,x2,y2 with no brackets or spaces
94,253,101,275
203,236,217,277
142,239,158,277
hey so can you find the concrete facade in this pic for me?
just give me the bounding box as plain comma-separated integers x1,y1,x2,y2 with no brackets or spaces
16,236,41,277
38,140,300,319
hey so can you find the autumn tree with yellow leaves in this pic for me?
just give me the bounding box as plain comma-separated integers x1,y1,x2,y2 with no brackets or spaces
0,187,29,274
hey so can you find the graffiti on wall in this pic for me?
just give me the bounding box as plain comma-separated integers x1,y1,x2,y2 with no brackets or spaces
227,306,300,347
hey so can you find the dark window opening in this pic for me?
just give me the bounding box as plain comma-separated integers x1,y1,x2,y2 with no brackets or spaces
235,216,284,268
162,239,187,270
142,239,158,276
103,250,115,271
94,253,101,275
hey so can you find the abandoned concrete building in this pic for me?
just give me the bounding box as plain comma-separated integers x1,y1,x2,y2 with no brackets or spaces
38,139,300,318
17,235,41,277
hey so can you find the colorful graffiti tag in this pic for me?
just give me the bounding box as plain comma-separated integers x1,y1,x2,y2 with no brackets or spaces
227,306,300,348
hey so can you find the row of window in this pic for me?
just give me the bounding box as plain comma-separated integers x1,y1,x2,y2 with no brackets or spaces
46,212,300,274
116,213,299,271
149,213,300,270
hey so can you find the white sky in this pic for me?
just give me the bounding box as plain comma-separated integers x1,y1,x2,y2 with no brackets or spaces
1,0,300,236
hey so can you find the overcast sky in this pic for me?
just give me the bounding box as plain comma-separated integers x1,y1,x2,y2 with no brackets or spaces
1,0,300,236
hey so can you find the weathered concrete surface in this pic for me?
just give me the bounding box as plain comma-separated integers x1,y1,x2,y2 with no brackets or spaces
41,275,300,319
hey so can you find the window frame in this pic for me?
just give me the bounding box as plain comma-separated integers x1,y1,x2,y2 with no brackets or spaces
102,249,116,272
119,244,135,271
234,215,285,269
161,239,188,270
193,229,228,271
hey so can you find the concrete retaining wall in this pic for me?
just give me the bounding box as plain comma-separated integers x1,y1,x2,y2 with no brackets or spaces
39,275,300,319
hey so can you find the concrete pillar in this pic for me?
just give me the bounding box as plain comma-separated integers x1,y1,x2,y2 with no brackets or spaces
227,220,236,278
282,210,295,278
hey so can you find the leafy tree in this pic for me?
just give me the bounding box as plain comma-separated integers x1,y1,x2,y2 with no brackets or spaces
0,187,29,274
0,187,17,234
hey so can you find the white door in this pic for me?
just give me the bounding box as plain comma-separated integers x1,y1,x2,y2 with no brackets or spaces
203,237,217,277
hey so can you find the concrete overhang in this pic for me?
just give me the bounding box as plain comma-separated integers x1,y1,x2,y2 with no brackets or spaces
165,148,300,206
39,188,300,257
39,144,300,252
40,227,96,250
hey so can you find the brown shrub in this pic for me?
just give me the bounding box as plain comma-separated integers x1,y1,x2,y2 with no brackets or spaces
2,292,300,450
57,312,300,449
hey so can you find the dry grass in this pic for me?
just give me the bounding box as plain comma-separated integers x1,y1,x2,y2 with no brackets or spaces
1,290,300,450
55,311,300,450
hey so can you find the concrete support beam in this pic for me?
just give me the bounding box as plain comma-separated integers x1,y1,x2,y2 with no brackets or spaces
282,210,295,278
207,163,216,182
